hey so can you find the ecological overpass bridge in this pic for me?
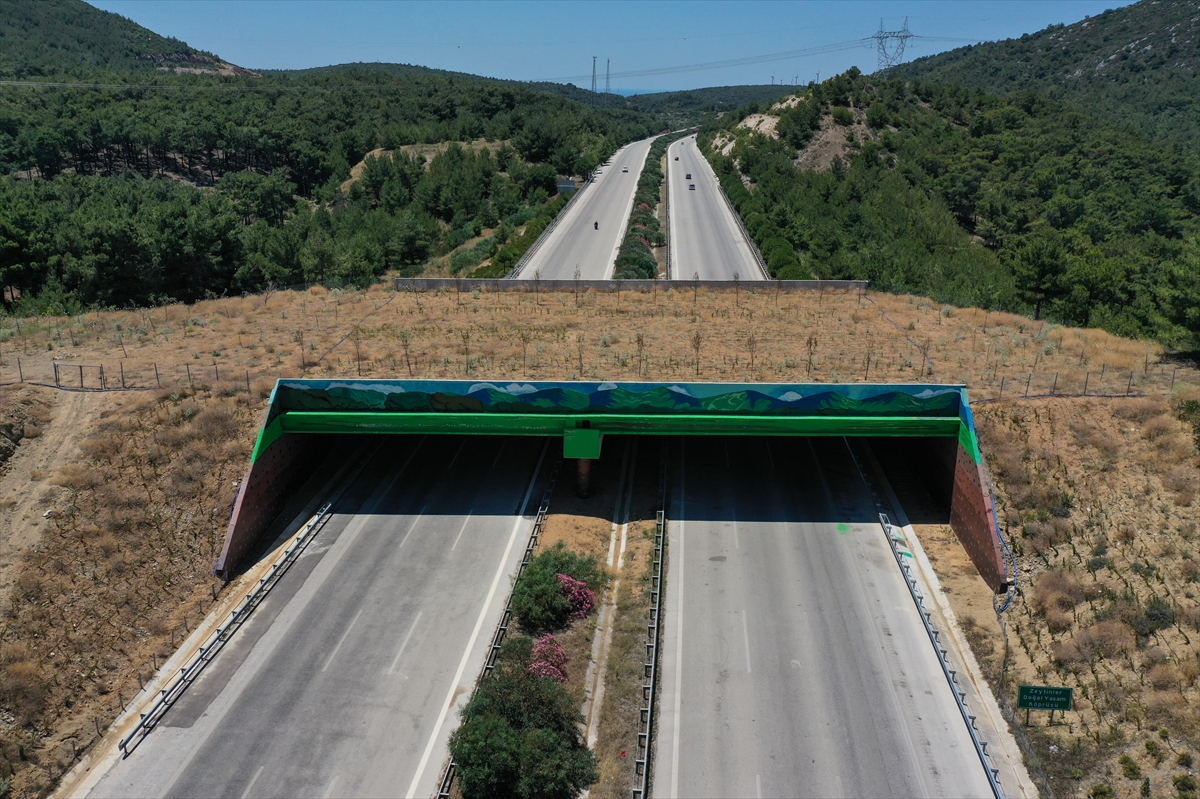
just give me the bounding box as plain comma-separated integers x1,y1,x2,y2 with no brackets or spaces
84,380,1014,798
217,379,1009,596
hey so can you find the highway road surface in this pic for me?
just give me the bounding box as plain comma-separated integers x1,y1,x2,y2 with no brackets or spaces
84,435,549,799
515,135,657,280
668,135,764,281
653,437,995,798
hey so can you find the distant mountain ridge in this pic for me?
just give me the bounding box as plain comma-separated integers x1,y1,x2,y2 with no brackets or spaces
274,62,796,123
2,1,821,125
896,0,1200,153
0,0,252,77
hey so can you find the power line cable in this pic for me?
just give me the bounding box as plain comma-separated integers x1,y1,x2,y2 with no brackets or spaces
542,38,873,82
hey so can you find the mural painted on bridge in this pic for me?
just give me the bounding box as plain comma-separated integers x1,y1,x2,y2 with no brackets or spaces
268,380,964,422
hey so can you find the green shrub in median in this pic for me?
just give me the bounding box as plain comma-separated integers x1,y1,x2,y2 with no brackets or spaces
510,541,605,632
450,637,598,799
612,131,691,279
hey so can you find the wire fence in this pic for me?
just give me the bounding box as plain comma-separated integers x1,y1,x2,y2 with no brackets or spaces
2,357,266,394
967,359,1197,403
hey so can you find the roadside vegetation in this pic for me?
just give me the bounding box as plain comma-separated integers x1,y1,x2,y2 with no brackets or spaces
700,68,1200,349
449,542,604,798
612,132,688,280
916,388,1200,799
471,194,571,279
0,384,259,798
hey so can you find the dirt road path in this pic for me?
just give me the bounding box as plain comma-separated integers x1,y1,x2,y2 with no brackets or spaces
0,386,116,593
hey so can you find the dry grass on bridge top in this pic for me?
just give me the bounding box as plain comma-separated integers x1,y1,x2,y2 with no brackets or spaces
0,282,1189,399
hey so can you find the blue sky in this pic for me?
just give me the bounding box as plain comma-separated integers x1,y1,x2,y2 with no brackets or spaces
90,1,1134,93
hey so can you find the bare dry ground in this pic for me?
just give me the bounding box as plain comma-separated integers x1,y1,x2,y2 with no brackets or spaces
0,282,1196,797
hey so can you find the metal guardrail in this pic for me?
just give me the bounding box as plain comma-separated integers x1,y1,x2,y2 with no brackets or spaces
118,501,334,755
436,454,562,798
507,180,591,279
715,183,771,280
662,152,672,281
633,442,669,799
979,447,1018,615
842,440,1004,799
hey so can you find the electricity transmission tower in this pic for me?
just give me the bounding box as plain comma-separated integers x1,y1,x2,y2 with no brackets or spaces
871,18,913,72
605,58,610,100
591,56,597,93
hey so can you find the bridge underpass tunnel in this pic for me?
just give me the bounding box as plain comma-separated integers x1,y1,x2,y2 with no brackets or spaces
216,432,556,576
217,379,1009,594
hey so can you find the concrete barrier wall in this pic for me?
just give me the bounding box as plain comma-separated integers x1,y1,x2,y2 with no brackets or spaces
949,441,1009,592
214,432,319,578
875,436,1008,593
393,277,868,292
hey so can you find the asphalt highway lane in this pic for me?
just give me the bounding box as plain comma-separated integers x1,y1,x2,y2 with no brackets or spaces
653,437,994,798
516,135,658,280
85,435,549,799
668,135,764,281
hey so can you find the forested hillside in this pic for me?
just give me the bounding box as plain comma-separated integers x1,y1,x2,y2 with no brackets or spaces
0,1,660,310
702,69,1200,347
896,0,1200,154
0,0,226,77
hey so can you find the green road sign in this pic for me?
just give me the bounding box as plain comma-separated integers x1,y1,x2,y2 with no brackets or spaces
1018,685,1073,711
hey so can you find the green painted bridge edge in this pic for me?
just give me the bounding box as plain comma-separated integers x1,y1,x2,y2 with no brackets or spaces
251,411,966,461
249,404,983,463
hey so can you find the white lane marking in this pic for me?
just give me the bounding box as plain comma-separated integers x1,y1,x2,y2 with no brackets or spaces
450,510,473,550
490,439,506,468
670,441,686,799
607,441,632,567
322,776,339,799
742,609,752,674
153,441,426,799
395,506,425,551
321,608,363,673
387,611,423,676
446,440,465,470
836,774,844,798
833,439,932,798
404,440,549,799
756,774,763,799
239,766,264,799
617,440,638,570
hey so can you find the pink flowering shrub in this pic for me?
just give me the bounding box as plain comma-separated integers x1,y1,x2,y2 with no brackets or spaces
557,573,594,619
510,541,605,631
528,634,569,683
